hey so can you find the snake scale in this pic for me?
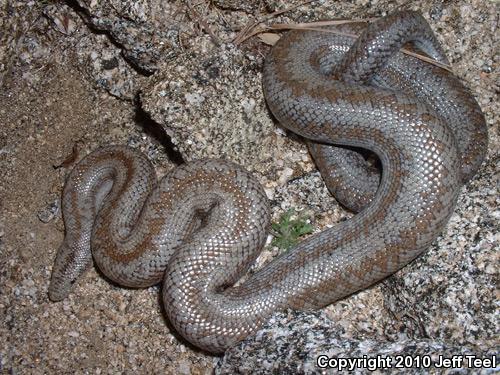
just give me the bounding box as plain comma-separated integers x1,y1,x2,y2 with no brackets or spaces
48,11,487,353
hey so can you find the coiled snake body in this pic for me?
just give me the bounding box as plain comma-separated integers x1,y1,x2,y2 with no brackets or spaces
49,11,487,353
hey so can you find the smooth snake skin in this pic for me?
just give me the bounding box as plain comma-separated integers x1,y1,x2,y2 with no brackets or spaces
48,11,487,353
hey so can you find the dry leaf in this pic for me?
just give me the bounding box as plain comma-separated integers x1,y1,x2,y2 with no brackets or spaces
52,13,76,35
258,33,281,46
54,143,79,169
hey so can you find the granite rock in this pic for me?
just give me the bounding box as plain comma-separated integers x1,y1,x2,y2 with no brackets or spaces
216,310,499,374
1,0,498,373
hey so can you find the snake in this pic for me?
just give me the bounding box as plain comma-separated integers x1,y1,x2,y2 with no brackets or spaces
48,11,487,353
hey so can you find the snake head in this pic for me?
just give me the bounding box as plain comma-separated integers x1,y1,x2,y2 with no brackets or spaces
48,240,92,302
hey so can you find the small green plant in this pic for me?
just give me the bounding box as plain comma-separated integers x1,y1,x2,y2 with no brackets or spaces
271,209,314,251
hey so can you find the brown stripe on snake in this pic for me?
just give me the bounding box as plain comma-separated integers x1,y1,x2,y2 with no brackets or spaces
95,168,246,264
91,150,147,264
48,11,487,353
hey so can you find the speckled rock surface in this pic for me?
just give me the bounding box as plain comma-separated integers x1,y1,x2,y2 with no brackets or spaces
1,0,498,373
140,45,278,170
73,0,187,73
216,310,499,374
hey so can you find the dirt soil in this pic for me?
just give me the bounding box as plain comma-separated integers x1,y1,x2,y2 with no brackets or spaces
1,1,498,374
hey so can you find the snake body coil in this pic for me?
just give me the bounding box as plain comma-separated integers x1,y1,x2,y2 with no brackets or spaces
49,11,487,353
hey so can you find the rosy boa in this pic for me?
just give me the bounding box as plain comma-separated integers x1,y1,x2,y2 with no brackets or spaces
49,11,487,353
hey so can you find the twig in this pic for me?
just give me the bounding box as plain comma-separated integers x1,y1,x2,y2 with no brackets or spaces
186,0,221,46
233,0,314,44
239,20,366,44
249,20,454,72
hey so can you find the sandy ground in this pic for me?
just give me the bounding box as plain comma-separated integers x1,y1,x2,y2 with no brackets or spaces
1,0,498,374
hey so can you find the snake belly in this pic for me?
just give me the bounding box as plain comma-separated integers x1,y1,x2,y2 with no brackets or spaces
48,11,487,353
